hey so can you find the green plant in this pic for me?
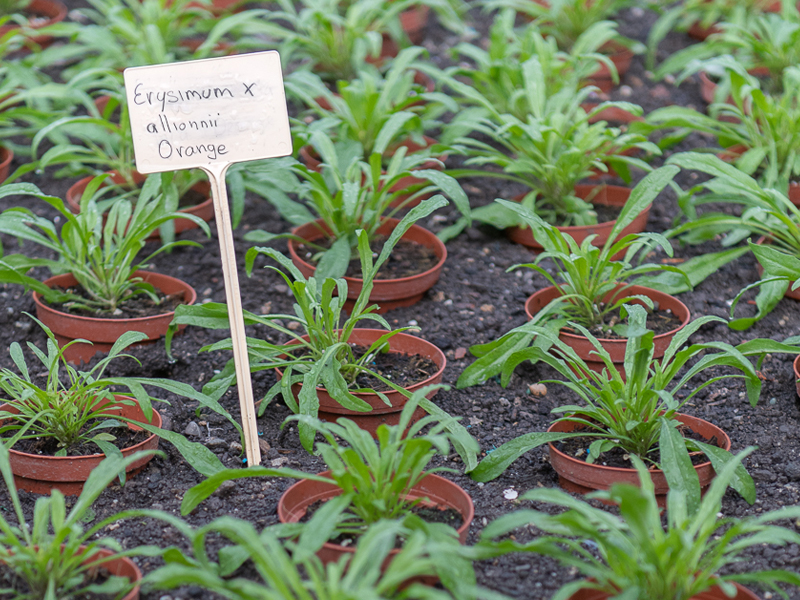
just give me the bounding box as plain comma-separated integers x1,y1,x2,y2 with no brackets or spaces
482,0,638,56
646,0,782,70
243,136,469,276
644,62,800,193
477,449,800,600
0,317,226,462
447,58,657,227
653,9,800,89
234,0,463,82
142,517,476,600
0,448,161,600
287,46,451,162
49,0,253,77
0,179,209,313
464,304,800,504
665,152,800,329
169,206,476,464
0,0,29,17
440,13,616,127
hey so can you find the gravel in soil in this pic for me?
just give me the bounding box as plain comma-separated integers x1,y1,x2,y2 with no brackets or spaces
0,2,798,600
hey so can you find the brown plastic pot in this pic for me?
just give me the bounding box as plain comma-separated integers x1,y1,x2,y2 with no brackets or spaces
0,0,67,45
33,270,196,365
0,145,12,184
585,41,634,93
2,398,160,496
288,218,447,312
66,170,214,238
278,470,473,567
278,328,446,435
794,355,800,398
566,581,758,600
399,4,430,44
524,284,691,374
548,413,731,506
506,184,648,252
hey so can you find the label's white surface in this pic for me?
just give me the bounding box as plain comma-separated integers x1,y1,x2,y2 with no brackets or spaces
124,51,292,173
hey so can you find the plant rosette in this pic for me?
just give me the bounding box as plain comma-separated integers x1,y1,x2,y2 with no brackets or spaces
276,328,446,435
288,218,447,312
298,135,445,209
716,146,800,208
1,397,161,495
278,470,474,567
524,284,691,373
33,270,197,364
686,0,783,40
506,184,649,252
565,582,759,600
0,0,68,45
66,170,214,239
547,413,731,506
0,144,12,184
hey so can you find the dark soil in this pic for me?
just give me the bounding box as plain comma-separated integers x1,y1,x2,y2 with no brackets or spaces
301,499,464,548
47,284,187,319
352,345,440,390
298,236,440,279
10,424,150,457
574,304,684,339
0,2,798,600
556,421,723,469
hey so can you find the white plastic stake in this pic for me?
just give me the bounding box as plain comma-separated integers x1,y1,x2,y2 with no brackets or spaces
124,52,293,467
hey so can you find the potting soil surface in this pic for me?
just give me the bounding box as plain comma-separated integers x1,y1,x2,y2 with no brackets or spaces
0,3,799,599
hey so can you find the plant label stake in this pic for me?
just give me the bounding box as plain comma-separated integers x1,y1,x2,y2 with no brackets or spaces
123,52,292,467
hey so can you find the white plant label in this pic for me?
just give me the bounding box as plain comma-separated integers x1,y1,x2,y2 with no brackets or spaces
124,51,291,172
124,52,293,468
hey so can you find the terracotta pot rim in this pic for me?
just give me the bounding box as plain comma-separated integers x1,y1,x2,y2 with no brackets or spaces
2,397,160,461
32,270,197,326
278,470,474,552
524,284,692,344
279,328,447,401
288,218,447,286
566,580,758,600
547,413,731,476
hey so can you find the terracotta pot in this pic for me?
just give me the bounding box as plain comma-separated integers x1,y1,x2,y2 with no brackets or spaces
278,471,473,567
33,271,196,365
566,581,758,600
524,284,691,373
506,184,649,252
0,0,67,45
548,413,731,506
288,218,447,312
794,355,800,398
399,4,430,44
66,170,214,239
0,145,13,184
278,328,446,435
585,41,634,93
2,398,160,495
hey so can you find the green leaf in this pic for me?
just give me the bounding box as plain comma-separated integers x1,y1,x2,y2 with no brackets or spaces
470,432,582,482
658,419,700,516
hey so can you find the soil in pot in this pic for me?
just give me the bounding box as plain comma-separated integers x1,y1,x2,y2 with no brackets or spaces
278,471,474,568
506,184,648,252
279,329,446,436
0,547,142,600
288,219,447,312
1,399,161,495
548,413,731,507
33,271,197,365
524,284,692,374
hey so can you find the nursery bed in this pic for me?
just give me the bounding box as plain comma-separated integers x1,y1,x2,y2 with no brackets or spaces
0,3,799,599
